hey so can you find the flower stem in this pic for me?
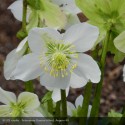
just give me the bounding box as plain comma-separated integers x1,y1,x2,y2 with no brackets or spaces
55,101,61,117
47,99,53,114
79,82,92,125
88,30,111,125
61,89,68,125
22,0,27,32
24,81,34,92
54,101,61,125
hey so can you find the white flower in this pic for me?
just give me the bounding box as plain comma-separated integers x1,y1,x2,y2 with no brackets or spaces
50,0,81,14
67,95,92,117
4,37,28,80
13,22,101,89
8,0,80,30
8,0,67,30
8,0,25,22
0,87,43,117
46,87,70,102
123,65,125,82
50,0,81,29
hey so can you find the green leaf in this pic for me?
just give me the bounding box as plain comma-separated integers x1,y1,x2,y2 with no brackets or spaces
107,32,125,63
114,31,125,53
108,110,122,117
75,0,107,27
27,0,41,10
75,0,125,33
38,105,53,117
72,109,78,117
108,110,122,125
77,106,83,117
41,91,52,103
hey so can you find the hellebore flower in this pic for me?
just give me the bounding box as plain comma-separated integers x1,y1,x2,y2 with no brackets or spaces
8,0,67,30
13,22,101,89
45,87,70,102
0,87,43,117
67,95,91,117
4,37,28,80
50,0,81,29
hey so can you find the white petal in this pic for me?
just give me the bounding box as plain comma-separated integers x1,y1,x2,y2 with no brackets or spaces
22,111,43,117
51,0,81,14
0,105,11,117
123,65,125,82
52,89,61,102
70,72,88,88
8,0,30,22
64,14,80,30
40,73,71,89
63,22,99,52
28,27,62,54
4,49,23,80
75,95,83,108
8,0,23,21
51,87,69,102
67,101,75,116
114,31,125,53
18,92,40,111
87,105,92,117
16,37,28,53
0,87,16,105
13,53,42,81
74,54,101,83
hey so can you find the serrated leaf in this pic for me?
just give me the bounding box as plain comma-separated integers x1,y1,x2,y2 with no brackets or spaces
27,0,41,10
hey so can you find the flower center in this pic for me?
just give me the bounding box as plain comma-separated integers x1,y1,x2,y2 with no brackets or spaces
10,102,25,117
40,37,78,77
51,52,69,70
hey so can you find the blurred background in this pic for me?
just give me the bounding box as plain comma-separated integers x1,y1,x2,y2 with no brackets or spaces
0,0,125,116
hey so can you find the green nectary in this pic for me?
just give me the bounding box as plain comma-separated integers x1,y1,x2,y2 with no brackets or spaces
10,102,26,117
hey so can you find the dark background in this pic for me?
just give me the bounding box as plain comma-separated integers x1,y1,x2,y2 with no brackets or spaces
0,0,125,116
